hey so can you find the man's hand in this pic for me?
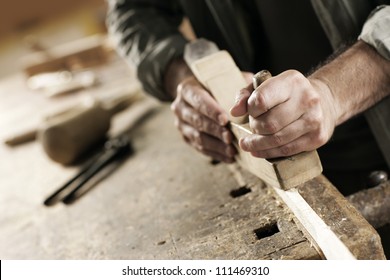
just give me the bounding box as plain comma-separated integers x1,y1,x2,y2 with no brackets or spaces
231,41,390,159
231,70,337,158
171,76,237,163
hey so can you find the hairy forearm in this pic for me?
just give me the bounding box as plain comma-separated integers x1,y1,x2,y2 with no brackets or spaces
310,40,390,125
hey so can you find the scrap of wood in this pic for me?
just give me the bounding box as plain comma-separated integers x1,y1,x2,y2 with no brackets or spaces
189,50,322,190
187,47,385,259
23,34,112,77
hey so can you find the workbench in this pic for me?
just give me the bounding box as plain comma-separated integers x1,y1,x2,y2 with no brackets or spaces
0,55,385,259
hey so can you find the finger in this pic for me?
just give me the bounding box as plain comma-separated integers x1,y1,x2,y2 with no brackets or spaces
178,77,229,126
178,120,237,158
202,149,236,163
245,120,329,159
247,75,290,118
240,117,310,151
248,133,317,159
248,97,306,134
230,83,252,117
173,102,234,144
184,138,235,163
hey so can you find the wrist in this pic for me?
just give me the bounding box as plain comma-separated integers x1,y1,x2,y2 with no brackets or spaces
163,57,193,100
309,77,339,129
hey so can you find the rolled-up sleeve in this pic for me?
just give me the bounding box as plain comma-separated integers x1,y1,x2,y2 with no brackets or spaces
106,0,188,101
359,5,390,60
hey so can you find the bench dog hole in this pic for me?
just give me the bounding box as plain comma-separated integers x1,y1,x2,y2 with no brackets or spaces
210,159,221,165
230,186,251,198
254,222,280,240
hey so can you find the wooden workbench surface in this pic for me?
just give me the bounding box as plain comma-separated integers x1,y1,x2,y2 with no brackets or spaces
0,57,323,259
0,56,384,260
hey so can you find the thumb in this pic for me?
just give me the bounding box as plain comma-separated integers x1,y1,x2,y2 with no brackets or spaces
230,85,252,117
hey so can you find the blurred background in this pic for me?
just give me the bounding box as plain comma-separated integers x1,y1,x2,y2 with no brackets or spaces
0,0,107,78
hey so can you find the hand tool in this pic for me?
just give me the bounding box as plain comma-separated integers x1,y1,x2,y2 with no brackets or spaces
38,93,140,165
43,134,132,206
184,38,322,189
4,90,142,165
43,96,159,205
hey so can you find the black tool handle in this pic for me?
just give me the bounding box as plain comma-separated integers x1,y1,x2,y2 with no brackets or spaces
43,135,131,206
61,136,131,204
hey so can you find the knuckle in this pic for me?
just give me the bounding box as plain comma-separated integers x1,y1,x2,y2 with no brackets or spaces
254,92,268,112
192,130,203,146
201,102,219,121
271,134,283,146
304,91,320,108
251,115,280,134
202,120,213,133
312,111,322,126
192,92,202,107
170,100,179,113
289,70,305,84
280,144,292,156
288,71,314,97
305,111,322,130
191,114,203,129
177,78,195,93
314,130,328,146
309,93,320,106
262,120,279,134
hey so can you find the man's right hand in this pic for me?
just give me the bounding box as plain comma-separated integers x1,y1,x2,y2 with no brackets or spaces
170,76,237,163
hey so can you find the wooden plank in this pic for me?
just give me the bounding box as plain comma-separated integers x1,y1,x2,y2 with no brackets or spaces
186,45,385,259
273,187,356,259
188,49,322,190
23,34,112,76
